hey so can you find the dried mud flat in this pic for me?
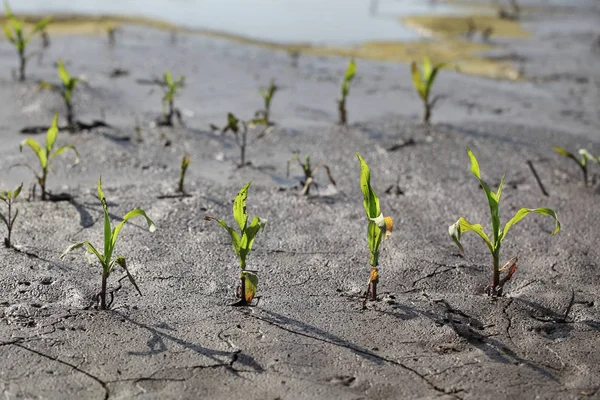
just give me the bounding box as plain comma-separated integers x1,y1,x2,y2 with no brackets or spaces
1,1,600,399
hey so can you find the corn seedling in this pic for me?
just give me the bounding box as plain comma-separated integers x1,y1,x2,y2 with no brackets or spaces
411,56,445,124
0,183,22,248
553,147,599,186
256,79,278,125
178,153,191,193
286,154,336,196
39,60,79,128
338,59,356,125
61,177,155,310
19,114,78,201
2,1,51,81
356,153,393,302
205,182,267,306
161,71,184,126
221,112,272,167
448,148,560,296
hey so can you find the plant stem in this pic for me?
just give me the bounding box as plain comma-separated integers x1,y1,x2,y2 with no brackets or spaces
66,100,74,128
491,253,500,296
18,48,25,82
5,201,12,248
370,281,377,300
423,100,431,124
41,170,48,201
100,271,108,310
582,165,588,186
168,98,174,126
239,274,247,305
240,126,247,167
338,99,347,125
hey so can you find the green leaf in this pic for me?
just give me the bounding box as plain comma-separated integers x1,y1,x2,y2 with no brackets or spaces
356,153,380,219
164,71,173,87
424,60,446,98
4,1,13,18
448,221,463,252
57,59,70,86
341,59,356,98
501,208,560,242
60,241,104,264
205,216,241,262
20,138,47,170
224,112,239,134
13,183,22,200
114,256,142,296
553,146,580,166
466,147,501,244
3,22,14,43
367,220,383,266
50,145,79,163
111,208,156,254
411,62,425,100
241,271,258,303
233,182,251,232
30,16,51,35
454,217,494,254
96,177,112,263
0,212,7,227
344,59,356,82
239,216,267,265
579,149,599,165
45,114,59,154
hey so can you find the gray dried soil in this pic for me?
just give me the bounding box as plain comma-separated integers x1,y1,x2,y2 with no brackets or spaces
1,1,600,399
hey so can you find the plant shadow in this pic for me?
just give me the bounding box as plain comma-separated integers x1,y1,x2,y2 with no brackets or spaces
381,299,560,383
249,308,385,365
119,314,264,374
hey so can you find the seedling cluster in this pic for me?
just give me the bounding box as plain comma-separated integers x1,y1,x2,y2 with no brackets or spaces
411,57,445,124
0,15,582,315
221,112,272,167
205,182,266,305
553,147,599,186
449,148,560,296
286,154,336,195
0,183,22,248
19,114,78,200
61,178,155,310
338,59,356,125
2,1,50,81
40,61,80,129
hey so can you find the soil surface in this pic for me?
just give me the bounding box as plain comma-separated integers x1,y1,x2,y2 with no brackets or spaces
1,0,600,399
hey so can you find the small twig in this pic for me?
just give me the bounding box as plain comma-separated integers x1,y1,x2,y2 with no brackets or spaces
527,160,549,197
561,289,575,322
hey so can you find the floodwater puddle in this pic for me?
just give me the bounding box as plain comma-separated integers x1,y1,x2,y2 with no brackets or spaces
1,0,537,79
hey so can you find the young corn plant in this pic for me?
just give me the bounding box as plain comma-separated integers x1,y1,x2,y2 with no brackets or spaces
338,59,356,125
19,114,78,201
411,56,445,124
40,60,79,128
448,148,561,296
0,183,23,248
356,153,393,302
178,153,191,194
61,177,155,310
2,2,51,81
286,154,336,196
221,112,272,167
256,79,278,125
161,71,184,126
553,147,599,186
205,182,267,306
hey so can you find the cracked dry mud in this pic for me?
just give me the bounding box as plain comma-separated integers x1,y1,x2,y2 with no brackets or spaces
1,1,600,399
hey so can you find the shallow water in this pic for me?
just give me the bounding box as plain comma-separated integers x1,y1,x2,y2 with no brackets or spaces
9,0,467,45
